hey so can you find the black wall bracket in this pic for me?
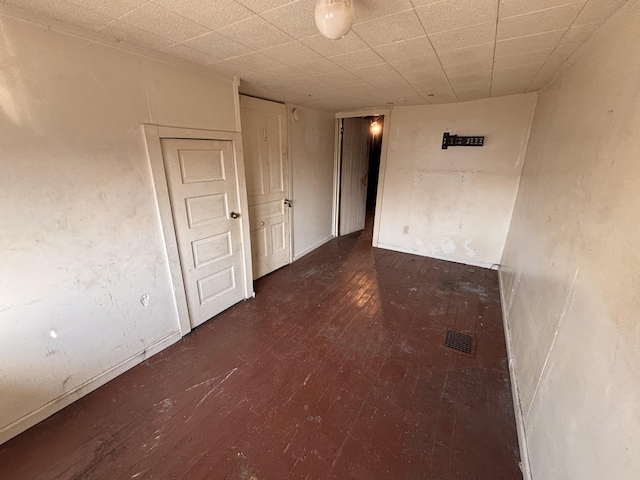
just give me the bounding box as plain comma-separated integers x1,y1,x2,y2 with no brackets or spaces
442,132,484,149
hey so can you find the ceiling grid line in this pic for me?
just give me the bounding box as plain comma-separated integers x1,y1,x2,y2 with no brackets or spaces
489,0,501,98
95,0,154,33
522,0,591,93
409,0,460,103
1,0,628,110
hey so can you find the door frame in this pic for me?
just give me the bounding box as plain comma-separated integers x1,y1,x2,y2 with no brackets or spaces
333,108,392,247
143,124,254,336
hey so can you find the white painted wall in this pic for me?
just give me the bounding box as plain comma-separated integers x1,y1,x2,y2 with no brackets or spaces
288,106,336,260
500,4,640,479
0,12,238,443
376,94,537,267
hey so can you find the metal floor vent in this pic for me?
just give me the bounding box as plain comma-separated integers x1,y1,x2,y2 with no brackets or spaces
444,330,474,356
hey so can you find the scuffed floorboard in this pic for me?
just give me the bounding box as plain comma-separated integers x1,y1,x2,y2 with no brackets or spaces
0,223,521,479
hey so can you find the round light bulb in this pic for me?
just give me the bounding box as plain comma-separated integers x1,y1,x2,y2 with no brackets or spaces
371,121,381,135
315,0,355,40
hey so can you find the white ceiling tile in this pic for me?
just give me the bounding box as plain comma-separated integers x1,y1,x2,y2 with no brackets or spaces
546,41,582,61
99,22,174,50
409,69,451,91
261,0,319,39
388,55,442,71
410,0,446,5
526,49,570,90
493,63,543,82
223,52,286,73
573,0,628,25
260,41,323,65
523,41,582,89
210,59,251,76
438,42,495,66
450,74,492,88
410,79,456,95
329,48,385,69
494,29,565,57
381,87,426,104
236,0,298,14
426,93,458,104
293,58,345,76
161,44,219,65
71,0,148,18
448,71,492,86
312,70,368,88
499,0,585,19
492,71,537,92
410,84,453,102
374,36,438,63
353,0,414,24
560,22,602,44
428,22,496,51
6,0,113,30
373,73,414,89
151,0,254,31
6,0,619,110
492,77,533,93
301,31,369,57
118,3,210,43
241,68,310,93
416,0,498,35
397,65,443,83
217,15,293,50
180,32,252,60
445,61,493,78
493,48,552,68
497,3,583,40
352,10,426,47
260,65,310,82
385,93,428,106
350,63,398,79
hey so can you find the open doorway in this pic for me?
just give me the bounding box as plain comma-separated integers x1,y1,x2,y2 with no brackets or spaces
337,115,385,237
366,115,383,217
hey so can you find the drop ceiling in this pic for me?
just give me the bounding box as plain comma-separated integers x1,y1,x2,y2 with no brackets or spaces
1,0,629,111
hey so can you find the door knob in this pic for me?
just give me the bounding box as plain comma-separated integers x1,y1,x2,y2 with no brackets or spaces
230,211,240,219
284,199,292,208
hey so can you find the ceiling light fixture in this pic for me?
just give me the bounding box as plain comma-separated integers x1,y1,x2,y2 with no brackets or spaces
314,0,355,40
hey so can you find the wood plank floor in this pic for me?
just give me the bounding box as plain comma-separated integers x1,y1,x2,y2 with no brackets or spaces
0,223,522,479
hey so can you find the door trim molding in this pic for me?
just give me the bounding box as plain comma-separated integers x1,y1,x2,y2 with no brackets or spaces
143,124,254,336
332,108,392,245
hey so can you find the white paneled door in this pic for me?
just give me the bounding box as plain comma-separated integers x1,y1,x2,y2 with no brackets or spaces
240,95,291,279
339,118,371,236
161,138,245,328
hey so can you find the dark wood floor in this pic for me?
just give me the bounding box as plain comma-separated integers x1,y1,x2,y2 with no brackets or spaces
0,223,522,480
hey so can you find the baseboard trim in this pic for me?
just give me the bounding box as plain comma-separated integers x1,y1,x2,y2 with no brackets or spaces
498,269,532,480
0,331,181,445
293,235,334,261
376,242,495,269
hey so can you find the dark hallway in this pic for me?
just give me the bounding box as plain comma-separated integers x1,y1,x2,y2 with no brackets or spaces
0,221,521,479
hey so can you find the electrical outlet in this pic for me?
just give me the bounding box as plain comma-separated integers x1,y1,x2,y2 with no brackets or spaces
402,225,409,234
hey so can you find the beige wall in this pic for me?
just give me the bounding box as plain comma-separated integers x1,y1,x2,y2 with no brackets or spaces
289,106,336,259
376,94,537,267
0,13,238,442
500,4,640,479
